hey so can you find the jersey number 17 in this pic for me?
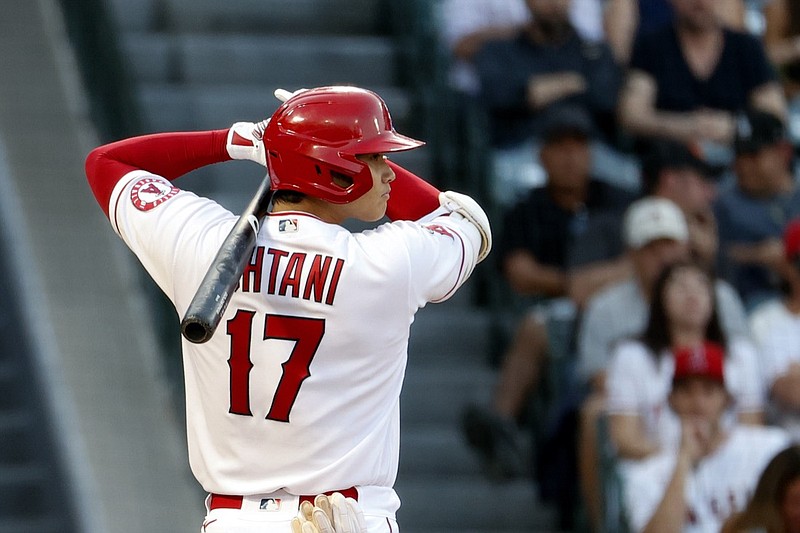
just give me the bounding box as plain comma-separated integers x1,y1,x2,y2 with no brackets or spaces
226,310,324,422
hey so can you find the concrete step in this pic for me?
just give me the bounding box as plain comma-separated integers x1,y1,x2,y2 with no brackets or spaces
122,33,398,87
399,425,484,477
0,413,38,465
107,0,386,34
0,516,63,533
134,82,413,132
394,478,557,531
401,365,494,427
408,305,493,365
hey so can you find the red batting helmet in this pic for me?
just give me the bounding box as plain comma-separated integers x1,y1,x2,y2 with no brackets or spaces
263,86,424,203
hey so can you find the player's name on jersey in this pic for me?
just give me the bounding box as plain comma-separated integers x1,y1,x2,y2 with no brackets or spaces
239,246,344,306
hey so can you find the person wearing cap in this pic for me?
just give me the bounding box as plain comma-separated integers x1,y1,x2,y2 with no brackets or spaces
715,109,800,309
619,342,788,533
749,219,800,442
575,196,750,529
606,260,764,464
461,106,636,494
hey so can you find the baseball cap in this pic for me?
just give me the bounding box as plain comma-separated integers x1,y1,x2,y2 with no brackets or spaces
734,109,787,155
640,140,724,193
623,197,689,249
540,106,594,143
672,341,725,387
784,218,800,260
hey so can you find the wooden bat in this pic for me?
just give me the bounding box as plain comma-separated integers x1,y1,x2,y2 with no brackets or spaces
180,176,273,343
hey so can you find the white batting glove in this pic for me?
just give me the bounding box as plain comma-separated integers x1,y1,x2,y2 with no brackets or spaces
226,120,268,167
274,87,309,103
290,493,367,533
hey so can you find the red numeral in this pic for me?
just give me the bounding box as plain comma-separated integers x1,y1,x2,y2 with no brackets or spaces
226,311,324,422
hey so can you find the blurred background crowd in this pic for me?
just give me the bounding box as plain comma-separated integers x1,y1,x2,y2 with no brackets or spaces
7,0,800,532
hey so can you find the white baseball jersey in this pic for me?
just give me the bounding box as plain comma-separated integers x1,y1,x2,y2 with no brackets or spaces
606,337,765,451
105,170,482,514
750,299,800,439
620,425,789,533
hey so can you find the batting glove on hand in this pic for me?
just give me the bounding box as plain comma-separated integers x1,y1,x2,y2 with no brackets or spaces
274,87,309,103
290,492,367,533
226,120,268,167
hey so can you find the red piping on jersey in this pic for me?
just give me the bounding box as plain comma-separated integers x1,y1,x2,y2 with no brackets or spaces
85,129,230,218
385,161,441,222
432,225,467,303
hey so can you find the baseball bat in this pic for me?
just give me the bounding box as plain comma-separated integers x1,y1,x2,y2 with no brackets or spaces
180,176,274,344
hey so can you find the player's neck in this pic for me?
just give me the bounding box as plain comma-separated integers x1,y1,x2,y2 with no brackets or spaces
272,197,343,225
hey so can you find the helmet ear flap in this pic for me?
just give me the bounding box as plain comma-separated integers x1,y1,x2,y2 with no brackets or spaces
266,143,372,202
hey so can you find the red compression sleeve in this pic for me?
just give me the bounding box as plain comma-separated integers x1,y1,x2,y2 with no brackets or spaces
385,160,442,221
85,129,230,217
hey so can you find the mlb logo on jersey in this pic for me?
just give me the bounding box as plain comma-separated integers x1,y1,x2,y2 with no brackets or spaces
279,218,299,233
259,498,281,511
130,177,179,211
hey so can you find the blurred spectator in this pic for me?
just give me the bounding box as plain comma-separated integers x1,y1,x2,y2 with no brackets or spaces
639,140,723,271
603,0,747,64
472,0,622,151
617,0,786,153
437,0,531,96
715,109,800,309
460,108,635,482
606,261,764,464
619,343,789,533
437,0,606,97
576,196,750,530
578,139,724,271
750,219,800,441
722,444,800,533
763,0,800,103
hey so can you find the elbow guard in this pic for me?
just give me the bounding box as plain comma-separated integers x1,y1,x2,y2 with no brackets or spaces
439,191,492,263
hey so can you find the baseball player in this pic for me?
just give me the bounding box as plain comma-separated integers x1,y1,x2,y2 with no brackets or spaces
84,86,491,532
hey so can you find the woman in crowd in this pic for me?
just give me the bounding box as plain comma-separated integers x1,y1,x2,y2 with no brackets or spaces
605,260,764,459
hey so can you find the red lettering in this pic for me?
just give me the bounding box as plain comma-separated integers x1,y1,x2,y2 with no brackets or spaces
279,253,306,297
266,248,289,294
303,255,332,303
227,310,255,416
325,258,345,306
241,246,265,293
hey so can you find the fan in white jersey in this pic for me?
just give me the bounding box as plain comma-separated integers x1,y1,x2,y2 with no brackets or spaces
619,340,789,533
607,260,764,459
750,218,800,441
84,86,491,533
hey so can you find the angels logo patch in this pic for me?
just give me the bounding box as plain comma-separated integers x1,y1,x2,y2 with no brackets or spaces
423,223,454,239
130,177,180,211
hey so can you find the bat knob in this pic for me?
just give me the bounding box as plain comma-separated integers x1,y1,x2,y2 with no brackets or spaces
181,316,213,344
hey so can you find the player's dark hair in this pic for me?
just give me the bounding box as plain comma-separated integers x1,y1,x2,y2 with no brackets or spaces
272,189,306,205
640,260,727,356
